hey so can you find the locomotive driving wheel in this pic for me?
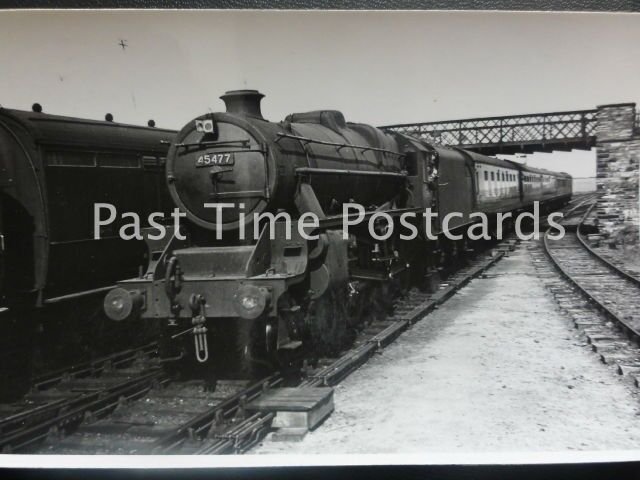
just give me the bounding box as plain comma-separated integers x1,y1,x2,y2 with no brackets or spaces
347,282,386,329
306,288,349,357
234,317,281,379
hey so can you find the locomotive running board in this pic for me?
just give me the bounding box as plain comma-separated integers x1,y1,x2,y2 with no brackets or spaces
295,167,406,179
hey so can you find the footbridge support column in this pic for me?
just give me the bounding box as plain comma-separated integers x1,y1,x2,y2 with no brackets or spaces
595,102,639,192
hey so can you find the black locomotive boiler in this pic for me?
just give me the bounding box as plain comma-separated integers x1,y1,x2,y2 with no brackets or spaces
103,90,572,377
0,105,176,395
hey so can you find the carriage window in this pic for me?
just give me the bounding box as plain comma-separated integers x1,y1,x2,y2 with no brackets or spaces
484,171,488,181
491,172,494,181
45,151,96,167
97,153,141,168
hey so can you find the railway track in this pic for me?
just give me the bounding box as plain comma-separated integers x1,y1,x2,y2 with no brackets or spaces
540,192,640,384
544,196,640,341
0,343,161,453
40,377,279,454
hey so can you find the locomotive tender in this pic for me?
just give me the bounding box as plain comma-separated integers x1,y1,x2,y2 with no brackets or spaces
104,90,572,376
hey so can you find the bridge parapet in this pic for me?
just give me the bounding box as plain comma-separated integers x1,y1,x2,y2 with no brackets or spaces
380,109,597,155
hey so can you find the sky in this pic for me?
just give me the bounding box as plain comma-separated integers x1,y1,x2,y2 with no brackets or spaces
1,10,639,179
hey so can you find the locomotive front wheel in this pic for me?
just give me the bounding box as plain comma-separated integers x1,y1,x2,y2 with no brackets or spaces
234,318,275,379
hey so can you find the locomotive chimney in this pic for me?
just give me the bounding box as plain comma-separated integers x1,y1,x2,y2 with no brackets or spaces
220,90,265,119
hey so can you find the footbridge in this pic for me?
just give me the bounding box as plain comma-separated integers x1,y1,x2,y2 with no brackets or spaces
380,109,598,156
380,103,639,189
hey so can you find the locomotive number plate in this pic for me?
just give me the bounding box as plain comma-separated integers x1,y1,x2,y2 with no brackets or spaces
196,153,235,167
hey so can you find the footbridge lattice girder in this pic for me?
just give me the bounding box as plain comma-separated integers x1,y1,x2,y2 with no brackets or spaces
380,109,598,155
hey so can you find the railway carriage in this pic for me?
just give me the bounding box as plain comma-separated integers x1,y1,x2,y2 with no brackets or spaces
103,90,572,378
0,105,176,398
472,154,522,213
520,164,572,208
471,154,572,214
0,106,175,309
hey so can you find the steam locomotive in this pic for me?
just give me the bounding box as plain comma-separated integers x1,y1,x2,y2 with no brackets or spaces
0,105,175,396
103,90,572,377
